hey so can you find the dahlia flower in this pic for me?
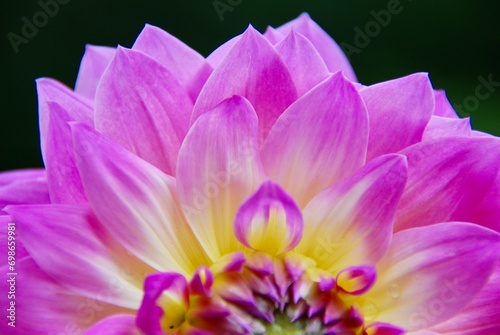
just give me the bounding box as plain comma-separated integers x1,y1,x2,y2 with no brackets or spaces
1,13,500,335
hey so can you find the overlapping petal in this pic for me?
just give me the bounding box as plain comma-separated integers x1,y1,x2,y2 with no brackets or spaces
75,45,116,100
6,204,143,309
261,72,368,207
395,137,500,231
360,73,434,160
95,47,193,175
364,222,500,331
71,123,208,275
422,116,471,141
192,26,297,144
297,154,408,272
177,96,265,261
276,13,357,81
0,169,50,213
133,24,213,103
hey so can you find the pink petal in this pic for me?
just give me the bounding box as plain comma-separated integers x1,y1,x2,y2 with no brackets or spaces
365,222,500,331
276,13,357,81
95,47,193,175
395,137,500,231
84,315,138,335
261,72,368,207
433,90,459,119
274,31,330,96
71,123,208,274
0,215,29,262
0,258,132,335
74,45,116,100
192,26,297,144
470,171,500,232
297,154,408,272
359,73,434,160
136,272,188,335
431,264,500,335
43,102,87,203
263,26,285,44
133,24,213,103
177,96,265,261
6,204,143,309
206,34,240,68
0,169,50,212
234,181,304,254
37,77,93,154
422,115,471,141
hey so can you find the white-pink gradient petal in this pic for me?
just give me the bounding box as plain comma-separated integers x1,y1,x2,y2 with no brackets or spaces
297,154,407,272
261,72,368,207
364,222,500,331
177,96,265,261
71,123,208,275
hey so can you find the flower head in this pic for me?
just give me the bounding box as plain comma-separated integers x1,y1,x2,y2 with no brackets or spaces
1,13,500,335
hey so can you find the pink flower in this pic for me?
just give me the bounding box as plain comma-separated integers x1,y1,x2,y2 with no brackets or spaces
1,13,499,335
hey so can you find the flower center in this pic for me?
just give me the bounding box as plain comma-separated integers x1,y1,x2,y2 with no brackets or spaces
136,251,404,335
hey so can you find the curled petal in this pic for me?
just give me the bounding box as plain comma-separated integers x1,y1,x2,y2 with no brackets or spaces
136,273,188,335
234,181,304,255
337,265,377,296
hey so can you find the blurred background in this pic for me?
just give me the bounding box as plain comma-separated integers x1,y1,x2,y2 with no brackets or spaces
1,0,499,171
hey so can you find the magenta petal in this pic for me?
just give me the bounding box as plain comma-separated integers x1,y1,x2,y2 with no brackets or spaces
136,272,188,335
0,215,29,262
471,171,500,231
44,102,87,203
74,45,116,100
264,26,285,44
433,90,459,118
71,123,208,274
0,169,50,212
395,137,500,231
206,34,241,68
298,154,407,271
422,115,471,141
234,181,304,254
277,13,357,81
192,26,297,144
336,265,377,296
6,204,143,308
37,77,93,153
274,31,330,96
0,258,131,335
95,47,193,175
133,24,213,102
431,264,500,335
360,73,434,160
84,315,138,335
261,72,368,207
367,222,500,330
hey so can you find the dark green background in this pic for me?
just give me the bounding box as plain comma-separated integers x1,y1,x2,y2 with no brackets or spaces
1,0,499,171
